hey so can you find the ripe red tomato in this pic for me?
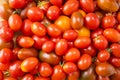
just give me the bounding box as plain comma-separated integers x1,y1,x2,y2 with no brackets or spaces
21,74,34,80
64,47,80,62
0,62,10,71
84,13,100,30
8,14,22,31
39,62,53,77
109,57,120,67
0,19,9,28
9,0,26,9
27,7,44,21
47,6,60,20
31,22,46,37
50,0,63,7
78,54,92,70
74,36,91,49
97,76,110,80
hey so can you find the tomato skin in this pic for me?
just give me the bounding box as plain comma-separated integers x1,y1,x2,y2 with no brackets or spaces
21,57,39,72
51,65,66,80
50,0,63,7
79,0,94,13
27,7,44,21
9,61,24,78
0,70,3,80
0,19,9,28
47,6,60,20
64,48,80,62
109,57,120,68
63,0,79,15
63,29,78,41
63,62,77,74
71,11,84,30
39,62,53,77
77,27,90,37
0,62,10,71
21,74,34,80
3,77,16,80
74,36,91,49
68,71,80,80
93,35,108,50
110,43,120,57
8,14,22,31
84,13,100,30
102,15,116,29
55,39,68,56
35,77,50,80
47,24,62,38
97,76,110,80
78,54,92,70
103,28,120,42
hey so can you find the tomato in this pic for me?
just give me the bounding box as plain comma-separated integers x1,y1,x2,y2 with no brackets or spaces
51,36,62,43
18,36,34,48
103,28,120,42
9,61,24,78
81,44,97,57
51,65,66,80
0,27,13,42
0,48,12,63
0,62,9,71
97,50,110,62
110,68,120,80
3,77,16,80
47,24,62,38
55,16,71,32
76,27,90,37
71,11,84,30
31,22,46,37
109,57,120,68
102,15,116,29
79,0,94,13
63,0,79,15
97,76,110,80
39,62,53,77
39,51,60,65
74,36,91,49
21,57,39,72
116,24,120,32
55,39,68,56
32,35,49,49
8,14,22,31
68,71,80,80
110,43,120,57
0,19,9,28
42,41,55,53
17,48,38,60
84,13,100,30
93,35,108,50
50,0,63,7
21,19,33,36
47,6,60,20
78,54,92,70
95,62,116,76
35,77,50,80
67,41,74,48
78,9,86,17
64,48,80,62
63,62,77,74
21,74,34,80
63,29,78,41
9,0,26,9
0,70,3,80
27,7,44,21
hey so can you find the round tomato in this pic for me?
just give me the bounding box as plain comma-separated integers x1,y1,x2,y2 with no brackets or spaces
109,57,120,67
21,74,34,80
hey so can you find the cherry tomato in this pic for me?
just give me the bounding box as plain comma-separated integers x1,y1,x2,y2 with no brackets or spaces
74,36,91,49
21,57,39,72
50,0,63,7
68,71,80,80
0,70,3,80
21,74,34,80
84,13,100,30
64,47,80,62
39,62,53,77
3,77,16,80
109,57,120,68
0,62,10,71
8,14,22,31
78,54,92,70
0,19,9,28
27,7,44,21
50,36,62,43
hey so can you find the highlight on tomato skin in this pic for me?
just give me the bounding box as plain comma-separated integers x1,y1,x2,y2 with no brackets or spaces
0,0,120,79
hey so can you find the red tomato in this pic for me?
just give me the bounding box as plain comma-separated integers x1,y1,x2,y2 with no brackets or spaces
78,54,92,70
84,13,100,30
102,15,116,29
55,39,68,56
79,0,94,13
51,36,62,43
3,77,16,80
74,36,91,49
21,74,34,80
35,77,50,80
64,48,80,62
39,62,53,77
68,71,80,80
47,6,60,20
63,0,79,15
8,14,22,31
0,62,10,71
50,0,63,7
9,0,26,9
93,35,108,50
21,57,39,72
31,22,46,37
109,57,120,67
27,7,44,21
63,29,78,41
116,24,120,32
0,70,3,80
63,62,77,74
0,19,9,28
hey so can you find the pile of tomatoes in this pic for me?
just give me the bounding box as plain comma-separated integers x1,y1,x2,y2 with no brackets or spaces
0,0,120,80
